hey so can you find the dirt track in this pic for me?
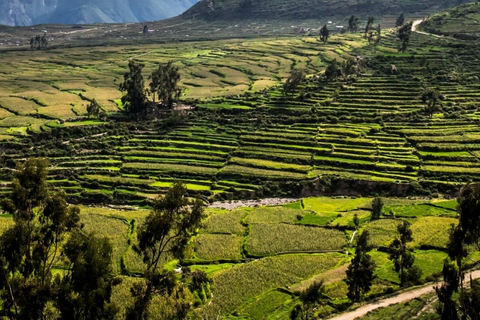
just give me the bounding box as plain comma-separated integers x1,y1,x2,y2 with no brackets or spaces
329,270,480,320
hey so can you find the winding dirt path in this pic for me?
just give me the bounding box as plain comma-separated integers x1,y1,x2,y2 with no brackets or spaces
328,270,480,320
412,19,443,38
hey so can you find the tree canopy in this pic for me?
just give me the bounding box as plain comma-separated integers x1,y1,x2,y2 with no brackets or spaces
0,158,117,319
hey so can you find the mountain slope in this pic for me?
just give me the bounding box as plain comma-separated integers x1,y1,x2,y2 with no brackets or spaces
0,0,199,26
420,2,480,39
183,0,474,20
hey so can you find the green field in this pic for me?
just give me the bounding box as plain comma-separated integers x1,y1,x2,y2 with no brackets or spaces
0,1,479,318
0,196,461,319
0,20,479,204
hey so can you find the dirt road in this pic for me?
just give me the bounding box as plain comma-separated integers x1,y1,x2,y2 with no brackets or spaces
329,270,480,320
412,19,443,38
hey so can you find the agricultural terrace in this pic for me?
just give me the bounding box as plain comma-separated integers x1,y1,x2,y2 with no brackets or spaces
0,26,479,203
0,196,469,318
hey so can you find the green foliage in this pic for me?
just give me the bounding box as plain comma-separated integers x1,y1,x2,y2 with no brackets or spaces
364,16,375,39
56,231,118,320
398,21,413,52
291,280,328,320
435,260,460,320
127,181,205,319
348,15,359,32
149,61,181,108
319,24,330,43
340,58,358,81
86,99,103,119
388,221,422,286
119,60,147,115
0,158,81,319
345,230,376,301
396,13,405,27
283,69,305,96
457,183,480,250
371,197,384,220
422,88,442,117
324,58,340,81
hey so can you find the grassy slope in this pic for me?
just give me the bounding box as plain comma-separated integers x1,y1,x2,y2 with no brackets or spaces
420,2,480,38
183,0,473,20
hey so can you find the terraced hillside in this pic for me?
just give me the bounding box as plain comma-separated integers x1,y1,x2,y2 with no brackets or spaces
420,1,480,39
0,25,479,204
183,0,473,20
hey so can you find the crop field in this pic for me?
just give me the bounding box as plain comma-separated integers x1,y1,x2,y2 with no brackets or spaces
0,185,472,318
0,24,479,203
0,192,461,314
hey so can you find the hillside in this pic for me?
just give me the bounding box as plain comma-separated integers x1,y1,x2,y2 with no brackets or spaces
183,0,474,21
420,2,480,39
0,0,199,26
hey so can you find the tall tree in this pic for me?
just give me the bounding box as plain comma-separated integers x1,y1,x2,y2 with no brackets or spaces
0,158,81,319
149,61,182,108
398,21,413,52
324,58,339,81
371,197,383,220
119,60,147,114
345,230,376,301
126,182,205,319
290,281,327,320
435,260,460,320
340,58,358,81
364,16,374,39
56,231,118,320
319,24,329,43
396,13,405,27
283,70,305,96
439,183,480,319
457,183,480,250
348,15,359,32
388,221,421,286
86,99,102,118
421,87,441,117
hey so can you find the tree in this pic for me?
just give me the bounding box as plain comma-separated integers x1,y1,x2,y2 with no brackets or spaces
436,184,480,320
340,58,357,81
119,60,147,114
462,278,480,320
126,182,205,319
353,213,360,230
398,21,413,52
283,70,305,96
435,260,460,320
30,33,48,50
396,13,405,27
319,24,329,43
149,61,182,108
388,221,422,286
290,281,327,320
56,231,118,320
143,25,148,35
0,158,81,319
421,87,441,117
324,59,339,81
345,230,376,301
374,24,382,45
364,16,374,39
348,15,359,32
457,183,480,250
371,197,383,220
86,99,102,118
